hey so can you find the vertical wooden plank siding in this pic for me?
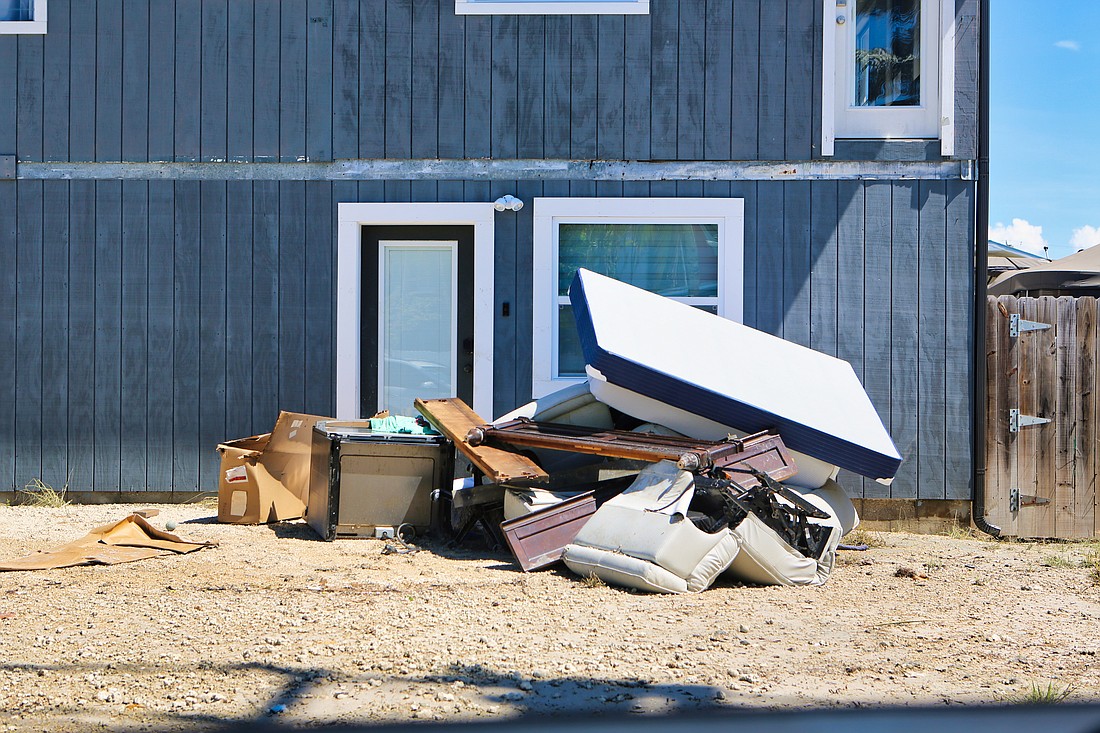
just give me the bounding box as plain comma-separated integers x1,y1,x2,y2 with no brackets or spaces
953,0,979,160
755,184,783,337
493,180,519,415
462,16,490,159
175,0,202,162
730,0,760,160
944,181,974,499
18,33,44,159
68,0,95,162
146,181,176,490
93,181,123,492
782,181,811,347
173,181,202,491
148,0,176,162
570,16,598,160
224,181,254,440
0,180,13,490
889,181,919,498
757,0,786,160
703,0,733,161
67,181,96,491
253,2,281,161
306,0,335,162
1054,297,1078,535
834,181,865,494
120,181,150,491
596,15,625,161
730,180,758,329
278,182,307,412
1014,297,1040,538
199,181,228,491
543,17,570,158
383,0,412,159
676,0,704,161
784,0,814,160
491,16,519,159
96,0,123,162
1032,297,1059,537
622,12,651,160
16,180,43,487
280,0,307,162
42,0,70,161
983,297,1010,532
305,182,334,415
40,181,70,490
122,0,150,162
227,0,256,161
513,179,543,402
331,0,359,160
809,180,838,356
251,181,280,429
917,181,948,501
861,183,892,498
648,0,677,159
436,2,464,159
201,0,230,163
409,0,439,160
1002,295,1020,536
516,16,546,159
1075,298,1098,537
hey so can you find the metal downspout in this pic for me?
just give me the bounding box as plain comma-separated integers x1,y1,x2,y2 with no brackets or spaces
972,0,1000,537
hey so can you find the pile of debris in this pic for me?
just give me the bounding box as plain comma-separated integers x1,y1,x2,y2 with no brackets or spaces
215,269,901,595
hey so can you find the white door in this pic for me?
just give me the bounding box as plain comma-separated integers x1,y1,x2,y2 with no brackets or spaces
377,241,459,416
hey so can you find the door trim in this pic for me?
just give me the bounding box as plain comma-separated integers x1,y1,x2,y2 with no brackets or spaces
336,203,496,420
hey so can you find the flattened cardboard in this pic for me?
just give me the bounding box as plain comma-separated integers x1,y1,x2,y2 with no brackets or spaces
217,411,332,524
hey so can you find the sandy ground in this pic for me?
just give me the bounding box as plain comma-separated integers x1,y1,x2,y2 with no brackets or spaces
0,502,1099,731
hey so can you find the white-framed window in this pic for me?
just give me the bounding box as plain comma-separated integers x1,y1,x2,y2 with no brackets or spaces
455,0,648,15
0,0,46,34
532,198,744,397
822,0,955,156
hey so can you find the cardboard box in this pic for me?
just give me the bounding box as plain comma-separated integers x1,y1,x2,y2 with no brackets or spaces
217,411,332,524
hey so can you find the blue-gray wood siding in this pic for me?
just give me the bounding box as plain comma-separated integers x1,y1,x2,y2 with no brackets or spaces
0,178,974,499
0,0,979,500
3,0,978,165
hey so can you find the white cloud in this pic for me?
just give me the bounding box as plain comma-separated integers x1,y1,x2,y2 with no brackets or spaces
990,218,1048,255
1055,39,1081,51
1071,225,1100,250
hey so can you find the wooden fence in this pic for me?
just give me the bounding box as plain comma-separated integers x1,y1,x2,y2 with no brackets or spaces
986,295,1098,538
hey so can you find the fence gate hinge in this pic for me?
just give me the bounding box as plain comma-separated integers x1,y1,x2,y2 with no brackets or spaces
1009,314,1052,338
1009,487,1051,512
1009,408,1051,433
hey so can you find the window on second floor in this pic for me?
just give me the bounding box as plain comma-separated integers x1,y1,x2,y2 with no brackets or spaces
0,0,46,34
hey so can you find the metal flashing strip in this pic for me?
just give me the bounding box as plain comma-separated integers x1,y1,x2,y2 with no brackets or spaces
16,158,970,182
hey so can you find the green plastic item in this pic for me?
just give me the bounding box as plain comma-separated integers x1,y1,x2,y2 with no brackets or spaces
368,415,439,436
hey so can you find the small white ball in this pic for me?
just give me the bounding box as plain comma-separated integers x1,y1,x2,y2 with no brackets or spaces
165,520,178,532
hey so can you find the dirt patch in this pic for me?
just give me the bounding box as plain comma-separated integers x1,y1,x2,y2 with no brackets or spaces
0,503,1098,731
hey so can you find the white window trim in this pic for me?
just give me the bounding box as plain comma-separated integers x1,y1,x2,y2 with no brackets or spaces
821,0,955,157
532,197,744,398
336,203,496,420
0,0,46,34
455,0,648,15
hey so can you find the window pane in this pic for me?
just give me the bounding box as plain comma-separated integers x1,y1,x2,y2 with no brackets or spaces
381,247,454,416
557,223,719,297
0,0,32,21
854,0,920,107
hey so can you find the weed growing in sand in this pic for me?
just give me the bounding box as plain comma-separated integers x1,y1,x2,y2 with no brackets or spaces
1021,682,1072,705
1085,550,1100,585
844,529,887,548
17,477,70,508
1041,554,1079,569
582,573,607,589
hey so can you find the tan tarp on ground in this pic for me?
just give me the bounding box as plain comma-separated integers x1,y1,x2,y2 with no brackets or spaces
0,513,217,572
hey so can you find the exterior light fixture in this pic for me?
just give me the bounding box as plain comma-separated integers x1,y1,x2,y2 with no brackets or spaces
493,194,524,212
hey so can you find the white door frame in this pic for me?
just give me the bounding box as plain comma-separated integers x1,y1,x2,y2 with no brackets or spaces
336,202,496,420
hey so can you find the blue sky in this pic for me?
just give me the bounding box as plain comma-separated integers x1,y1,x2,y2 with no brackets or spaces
989,2,1100,259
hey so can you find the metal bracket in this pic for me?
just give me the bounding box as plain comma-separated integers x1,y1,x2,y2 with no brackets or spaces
1009,314,1051,338
1009,488,1051,512
0,155,15,180
1009,409,1050,433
